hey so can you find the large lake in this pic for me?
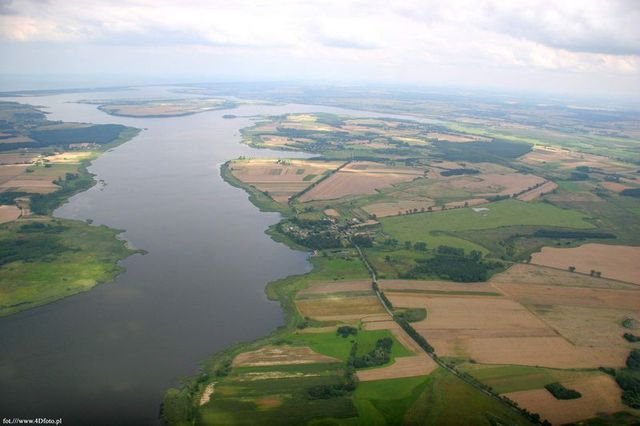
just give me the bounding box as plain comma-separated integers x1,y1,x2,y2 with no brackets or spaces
0,87,401,425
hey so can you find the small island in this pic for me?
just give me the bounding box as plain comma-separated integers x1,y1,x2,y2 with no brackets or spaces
77,97,237,118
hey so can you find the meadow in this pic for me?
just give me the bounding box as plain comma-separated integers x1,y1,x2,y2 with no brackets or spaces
379,199,593,254
0,217,139,316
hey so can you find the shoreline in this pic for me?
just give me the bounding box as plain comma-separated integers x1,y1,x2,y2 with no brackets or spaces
162,154,333,423
0,124,143,317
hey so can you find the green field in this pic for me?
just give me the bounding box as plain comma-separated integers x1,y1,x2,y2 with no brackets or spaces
353,375,430,425
354,369,532,425
0,218,139,316
287,329,412,362
380,199,594,252
458,363,601,394
196,364,358,426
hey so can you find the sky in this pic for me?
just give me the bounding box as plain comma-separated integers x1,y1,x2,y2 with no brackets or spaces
0,0,639,99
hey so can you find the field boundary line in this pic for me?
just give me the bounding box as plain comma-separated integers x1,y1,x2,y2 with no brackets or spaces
353,241,549,425
288,160,350,204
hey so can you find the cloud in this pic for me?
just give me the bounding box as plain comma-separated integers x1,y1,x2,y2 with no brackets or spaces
0,0,638,97
0,0,17,15
481,0,640,55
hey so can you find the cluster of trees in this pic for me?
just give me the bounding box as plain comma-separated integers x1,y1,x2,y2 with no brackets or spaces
0,234,67,266
351,235,373,248
314,114,345,127
0,191,28,205
306,382,354,400
623,333,640,343
433,139,533,163
628,350,640,370
440,168,480,177
214,358,232,377
291,232,342,249
614,350,640,409
621,188,640,198
0,124,130,151
401,246,502,282
486,194,511,202
278,219,343,249
544,382,582,400
18,222,66,234
336,326,358,338
350,338,393,368
307,343,359,400
532,230,616,240
569,171,590,181
390,240,429,251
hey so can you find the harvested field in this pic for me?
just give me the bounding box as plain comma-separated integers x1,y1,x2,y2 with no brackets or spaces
259,135,313,148
504,375,627,425
0,165,28,185
385,290,629,367
531,304,639,348
444,173,545,198
465,336,626,368
361,315,394,326
362,200,435,218
516,181,558,201
298,162,424,202
298,280,372,296
295,295,386,320
356,355,437,381
547,188,604,203
323,208,340,217
0,135,33,144
490,264,638,290
426,132,483,143
0,153,38,165
443,198,488,209
363,320,424,354
388,295,550,333
600,181,633,193
379,279,499,295
520,146,634,173
229,159,343,203
531,244,640,285
0,178,58,193
232,346,339,367
0,205,20,223
495,283,640,311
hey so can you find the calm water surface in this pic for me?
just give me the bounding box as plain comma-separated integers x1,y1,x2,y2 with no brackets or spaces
0,87,408,425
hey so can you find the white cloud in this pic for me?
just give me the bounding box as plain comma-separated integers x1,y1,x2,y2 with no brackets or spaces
0,0,638,97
